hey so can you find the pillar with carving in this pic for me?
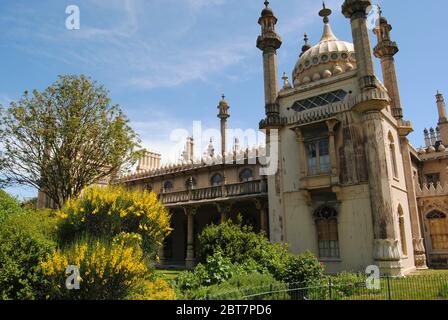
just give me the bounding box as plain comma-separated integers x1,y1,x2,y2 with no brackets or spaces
184,206,197,269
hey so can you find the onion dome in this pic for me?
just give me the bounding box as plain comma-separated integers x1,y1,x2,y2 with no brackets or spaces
292,4,357,86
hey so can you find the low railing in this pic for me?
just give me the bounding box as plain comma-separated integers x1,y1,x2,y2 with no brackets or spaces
159,180,267,205
204,274,448,300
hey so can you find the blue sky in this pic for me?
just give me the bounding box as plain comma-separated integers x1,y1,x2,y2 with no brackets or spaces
0,0,446,199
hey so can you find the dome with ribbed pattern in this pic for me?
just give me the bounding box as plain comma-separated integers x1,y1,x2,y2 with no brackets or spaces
292,21,356,86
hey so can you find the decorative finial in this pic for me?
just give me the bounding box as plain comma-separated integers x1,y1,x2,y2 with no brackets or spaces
221,94,225,100
319,1,332,23
264,0,269,8
304,33,309,44
282,72,291,89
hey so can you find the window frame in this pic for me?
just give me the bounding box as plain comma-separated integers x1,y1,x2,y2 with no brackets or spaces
305,137,331,176
314,206,340,259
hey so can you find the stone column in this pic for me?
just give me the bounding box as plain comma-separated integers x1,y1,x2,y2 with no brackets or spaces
184,206,197,269
362,111,402,275
216,203,231,223
326,119,339,180
257,2,282,124
400,137,427,269
294,128,307,178
255,199,269,236
342,0,377,91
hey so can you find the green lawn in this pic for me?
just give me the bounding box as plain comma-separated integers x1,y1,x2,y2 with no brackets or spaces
339,272,448,300
155,269,183,282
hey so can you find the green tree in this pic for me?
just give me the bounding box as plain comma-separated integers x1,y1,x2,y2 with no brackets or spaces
0,75,141,208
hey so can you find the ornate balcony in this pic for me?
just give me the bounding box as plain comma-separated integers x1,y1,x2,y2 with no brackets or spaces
158,179,267,207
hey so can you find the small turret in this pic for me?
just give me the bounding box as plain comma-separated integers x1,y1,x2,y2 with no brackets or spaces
257,0,283,127
373,9,402,120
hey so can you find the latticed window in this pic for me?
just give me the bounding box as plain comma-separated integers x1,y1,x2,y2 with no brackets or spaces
185,177,197,190
426,211,448,250
163,181,173,192
292,89,348,112
239,168,254,182
306,139,330,176
211,173,223,186
425,173,440,187
314,207,340,258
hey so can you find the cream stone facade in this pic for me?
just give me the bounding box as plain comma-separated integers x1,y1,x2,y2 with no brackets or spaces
37,1,448,273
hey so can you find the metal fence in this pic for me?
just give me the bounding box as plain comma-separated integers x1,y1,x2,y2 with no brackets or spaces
205,274,448,300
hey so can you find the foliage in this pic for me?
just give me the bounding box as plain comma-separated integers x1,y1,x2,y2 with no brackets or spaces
127,278,176,300
282,251,324,286
21,197,38,211
0,208,59,300
438,284,448,299
0,189,23,223
197,219,290,280
57,186,172,257
175,251,246,299
0,74,141,208
330,272,367,298
40,233,147,300
204,272,287,300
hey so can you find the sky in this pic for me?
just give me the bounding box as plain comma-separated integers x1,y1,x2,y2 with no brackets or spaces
0,0,446,199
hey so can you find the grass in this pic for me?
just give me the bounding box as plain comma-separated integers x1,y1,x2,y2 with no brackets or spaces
155,269,183,282
336,273,448,300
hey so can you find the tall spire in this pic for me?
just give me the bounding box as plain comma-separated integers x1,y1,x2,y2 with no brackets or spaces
257,0,283,128
436,91,447,124
319,3,337,41
373,9,402,120
342,0,377,91
217,95,230,161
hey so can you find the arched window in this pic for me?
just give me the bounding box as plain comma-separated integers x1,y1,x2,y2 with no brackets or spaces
239,168,254,182
389,132,398,179
314,207,339,258
211,173,223,186
185,177,197,190
398,205,407,256
426,210,448,250
163,181,173,192
146,182,153,193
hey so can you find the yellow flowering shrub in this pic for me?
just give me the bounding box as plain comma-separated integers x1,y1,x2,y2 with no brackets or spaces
40,233,147,300
127,279,176,300
57,186,172,257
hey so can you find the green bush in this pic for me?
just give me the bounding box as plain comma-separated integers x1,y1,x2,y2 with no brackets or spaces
197,219,290,280
0,208,59,300
438,284,448,299
175,251,245,299
205,272,287,300
0,190,23,223
57,186,172,258
330,272,366,298
282,251,324,286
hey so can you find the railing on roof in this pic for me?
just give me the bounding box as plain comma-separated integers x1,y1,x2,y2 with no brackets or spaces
158,179,267,205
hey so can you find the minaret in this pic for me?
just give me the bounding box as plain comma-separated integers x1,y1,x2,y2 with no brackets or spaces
217,95,229,162
342,0,377,90
300,33,311,57
257,1,282,127
373,11,403,119
436,92,448,144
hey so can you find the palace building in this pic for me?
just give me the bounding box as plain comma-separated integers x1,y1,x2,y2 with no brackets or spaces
37,1,448,274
